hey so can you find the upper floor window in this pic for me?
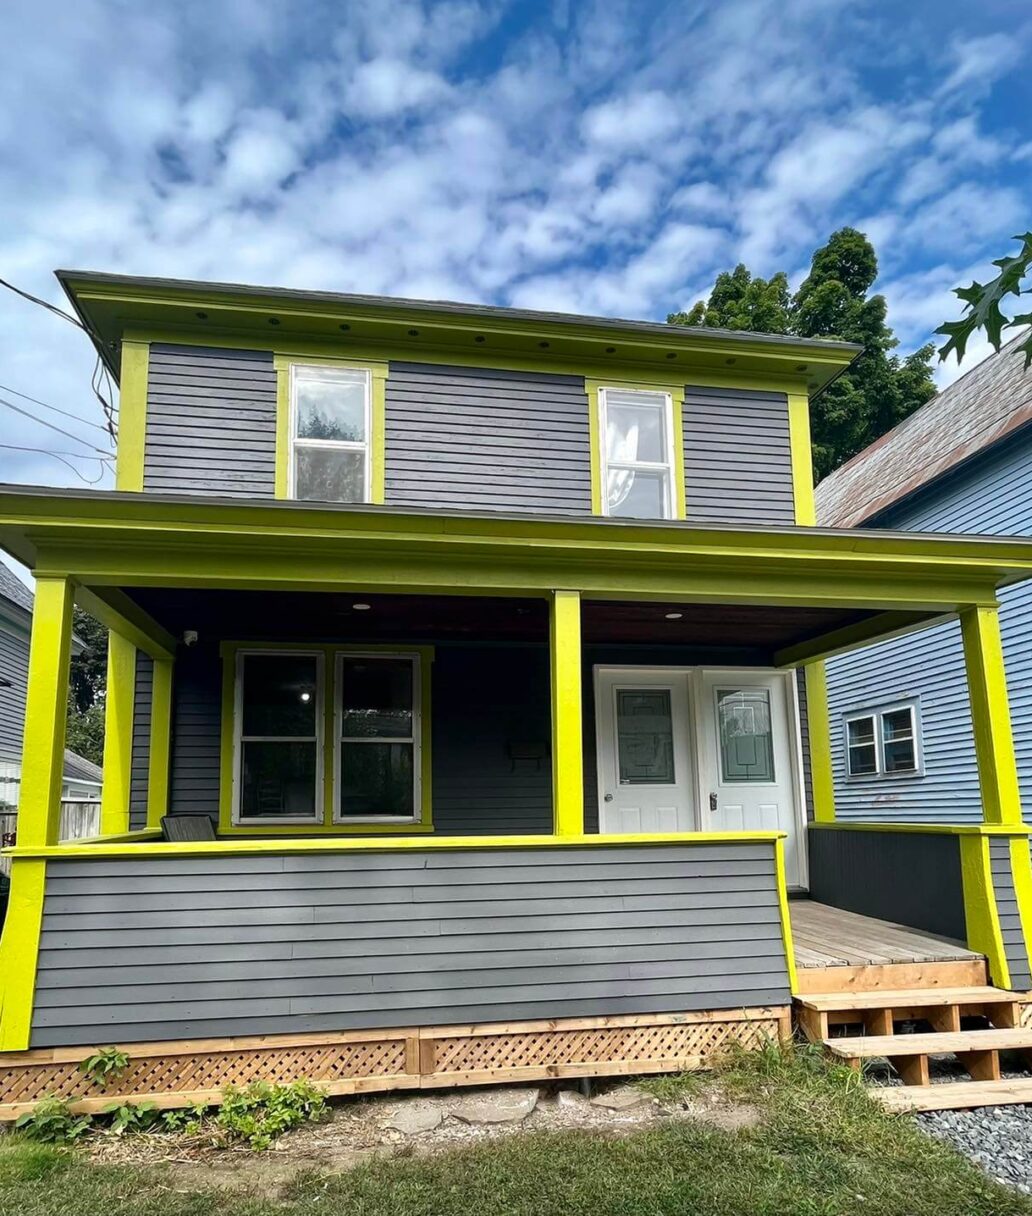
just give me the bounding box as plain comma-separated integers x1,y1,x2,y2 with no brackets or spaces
599,387,676,519
844,702,921,778
289,364,372,502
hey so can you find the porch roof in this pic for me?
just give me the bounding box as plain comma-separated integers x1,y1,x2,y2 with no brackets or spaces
2,484,1032,665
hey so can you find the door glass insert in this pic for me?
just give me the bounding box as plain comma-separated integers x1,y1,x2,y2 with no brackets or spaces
616,688,675,784
717,688,775,783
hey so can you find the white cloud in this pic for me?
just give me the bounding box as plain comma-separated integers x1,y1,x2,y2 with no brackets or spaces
581,91,681,149
345,58,452,118
938,33,1024,96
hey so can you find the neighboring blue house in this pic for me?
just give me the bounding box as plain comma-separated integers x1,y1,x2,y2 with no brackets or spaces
816,331,1032,822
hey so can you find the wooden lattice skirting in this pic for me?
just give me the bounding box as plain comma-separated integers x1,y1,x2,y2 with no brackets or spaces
0,1006,791,1120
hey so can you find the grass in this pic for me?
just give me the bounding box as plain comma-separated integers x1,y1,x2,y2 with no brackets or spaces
2,1045,1031,1216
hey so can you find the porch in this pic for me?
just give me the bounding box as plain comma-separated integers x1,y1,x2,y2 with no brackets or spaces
3,487,1032,1104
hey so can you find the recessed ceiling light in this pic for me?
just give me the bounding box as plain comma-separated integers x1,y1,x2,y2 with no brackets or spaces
300,691,312,703
352,602,371,611
664,611,683,620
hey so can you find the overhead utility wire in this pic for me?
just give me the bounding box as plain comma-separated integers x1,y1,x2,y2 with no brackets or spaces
0,381,113,436
0,394,114,458
0,442,109,485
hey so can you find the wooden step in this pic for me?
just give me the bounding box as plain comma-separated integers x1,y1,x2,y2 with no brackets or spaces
798,987,1018,1012
875,1078,1032,1113
826,1028,1032,1060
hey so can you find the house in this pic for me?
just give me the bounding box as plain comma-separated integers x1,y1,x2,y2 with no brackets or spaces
0,560,103,810
2,272,1032,1117
814,334,1032,959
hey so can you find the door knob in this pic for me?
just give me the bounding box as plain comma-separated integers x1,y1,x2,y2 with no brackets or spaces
604,793,614,802
709,792,718,811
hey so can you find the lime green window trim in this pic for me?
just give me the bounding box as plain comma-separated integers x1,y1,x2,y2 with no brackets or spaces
218,641,433,836
585,378,687,521
116,340,149,492
273,355,387,505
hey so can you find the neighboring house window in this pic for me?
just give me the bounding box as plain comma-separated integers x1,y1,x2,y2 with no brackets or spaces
336,653,421,822
236,651,323,823
289,364,372,502
844,703,920,778
599,387,676,519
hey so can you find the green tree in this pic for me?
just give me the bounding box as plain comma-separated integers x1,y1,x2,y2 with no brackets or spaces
670,228,938,481
66,608,107,766
937,231,1032,368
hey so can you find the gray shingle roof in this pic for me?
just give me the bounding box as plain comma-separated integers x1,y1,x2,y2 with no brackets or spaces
63,749,102,785
0,559,33,613
816,329,1032,528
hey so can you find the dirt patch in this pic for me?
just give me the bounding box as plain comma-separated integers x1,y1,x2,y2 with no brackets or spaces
85,1077,765,1195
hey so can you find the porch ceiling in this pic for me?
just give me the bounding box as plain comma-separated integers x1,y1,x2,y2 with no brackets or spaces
122,587,899,656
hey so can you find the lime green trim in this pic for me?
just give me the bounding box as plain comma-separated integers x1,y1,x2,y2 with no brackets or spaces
146,658,173,829
808,821,1032,836
787,391,815,527
74,585,176,661
960,833,1011,987
586,381,603,514
804,663,836,822
100,632,136,836
776,611,938,668
585,378,687,520
1008,836,1032,990
961,604,1023,825
116,340,148,492
218,641,433,836
775,838,799,994
0,859,46,1050
7,829,788,860
18,578,74,848
272,355,388,505
550,590,584,835
75,828,162,844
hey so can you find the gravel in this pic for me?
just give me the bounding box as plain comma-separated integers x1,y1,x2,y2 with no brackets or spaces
918,1103,1032,1194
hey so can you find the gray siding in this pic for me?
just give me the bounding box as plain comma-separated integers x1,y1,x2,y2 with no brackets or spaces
31,842,790,1045
167,643,222,821
682,386,795,525
0,622,28,763
384,362,592,515
807,827,966,940
128,651,153,832
992,838,1032,990
144,344,277,497
826,431,1032,822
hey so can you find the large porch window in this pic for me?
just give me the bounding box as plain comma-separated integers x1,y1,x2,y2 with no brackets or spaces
231,645,429,829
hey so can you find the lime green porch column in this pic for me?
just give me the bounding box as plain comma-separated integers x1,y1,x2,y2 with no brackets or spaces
0,575,75,1049
961,605,1022,826
99,632,137,835
550,589,584,836
803,661,836,822
146,656,173,829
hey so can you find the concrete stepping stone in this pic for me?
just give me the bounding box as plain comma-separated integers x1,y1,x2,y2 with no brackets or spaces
386,1102,443,1135
590,1085,652,1112
451,1088,540,1125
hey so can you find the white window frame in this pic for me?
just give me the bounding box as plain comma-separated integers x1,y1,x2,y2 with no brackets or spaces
233,649,324,825
598,386,676,520
844,700,922,780
288,363,372,503
333,651,422,824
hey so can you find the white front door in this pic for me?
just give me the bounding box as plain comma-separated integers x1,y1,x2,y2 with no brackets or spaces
595,668,695,833
695,669,805,889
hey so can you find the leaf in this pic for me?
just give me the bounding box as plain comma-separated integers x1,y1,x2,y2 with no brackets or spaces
937,232,1032,364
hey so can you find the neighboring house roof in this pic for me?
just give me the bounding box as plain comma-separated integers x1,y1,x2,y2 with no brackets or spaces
0,560,33,614
62,749,102,786
816,330,1032,528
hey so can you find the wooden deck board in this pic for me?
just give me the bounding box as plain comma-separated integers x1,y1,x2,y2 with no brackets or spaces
790,900,980,969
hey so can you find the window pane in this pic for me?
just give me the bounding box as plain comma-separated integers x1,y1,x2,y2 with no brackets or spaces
718,689,775,782
295,369,367,442
241,654,317,737
617,689,675,784
295,446,365,502
341,657,414,738
340,742,414,816
240,740,317,818
882,709,913,741
847,717,875,746
883,739,917,772
848,743,878,776
607,468,669,518
606,393,666,463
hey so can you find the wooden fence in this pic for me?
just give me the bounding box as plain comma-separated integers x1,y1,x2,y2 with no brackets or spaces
0,801,100,876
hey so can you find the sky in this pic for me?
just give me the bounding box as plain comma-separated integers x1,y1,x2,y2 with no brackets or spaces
0,0,1030,499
